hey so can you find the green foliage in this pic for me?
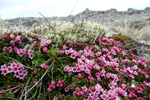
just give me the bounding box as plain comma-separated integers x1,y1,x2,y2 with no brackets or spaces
47,46,58,55
32,50,45,65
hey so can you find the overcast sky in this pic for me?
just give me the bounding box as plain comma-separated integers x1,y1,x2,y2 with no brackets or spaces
0,0,150,19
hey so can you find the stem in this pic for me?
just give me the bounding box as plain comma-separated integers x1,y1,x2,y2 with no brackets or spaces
37,80,42,100
1,85,21,93
24,76,31,100
27,88,38,100
23,62,54,96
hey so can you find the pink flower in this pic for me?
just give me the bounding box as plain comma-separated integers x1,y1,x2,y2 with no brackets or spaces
41,38,51,47
81,55,85,61
33,41,37,46
10,34,15,39
96,52,101,56
97,77,101,81
90,77,94,81
29,38,32,43
7,85,11,90
93,64,100,70
57,50,64,54
0,90,3,93
3,46,12,52
128,74,135,79
128,92,135,98
0,34,2,40
94,45,100,51
33,71,37,74
53,97,58,100
100,93,108,100
28,49,33,54
63,45,67,50
10,40,15,46
102,48,109,53
65,50,70,55
82,86,88,92
1,69,8,76
12,65,19,72
70,52,77,59
43,47,48,53
18,31,22,35
119,50,126,56
78,73,82,78
77,91,84,96
137,97,143,100
65,87,69,92
41,63,48,70
7,66,13,73
72,67,77,72
17,48,26,57
147,94,150,99
108,81,116,89
64,65,69,72
75,87,80,92
28,54,34,59
15,36,21,42
1,64,7,70
35,36,40,40
95,72,100,77
51,80,56,85
100,69,106,76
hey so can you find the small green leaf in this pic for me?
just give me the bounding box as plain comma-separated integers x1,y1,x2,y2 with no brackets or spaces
47,47,58,55
33,51,38,59
32,59,37,64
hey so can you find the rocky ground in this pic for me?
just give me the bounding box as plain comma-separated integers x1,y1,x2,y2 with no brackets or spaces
3,7,150,61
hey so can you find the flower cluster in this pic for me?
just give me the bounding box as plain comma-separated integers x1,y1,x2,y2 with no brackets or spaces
56,36,150,99
56,80,64,90
64,85,72,92
0,34,2,40
47,80,56,92
0,29,150,99
41,63,48,70
41,38,51,53
3,46,12,52
16,48,26,57
28,49,34,59
0,62,27,79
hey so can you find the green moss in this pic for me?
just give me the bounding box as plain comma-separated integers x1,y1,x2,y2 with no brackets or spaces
108,34,135,45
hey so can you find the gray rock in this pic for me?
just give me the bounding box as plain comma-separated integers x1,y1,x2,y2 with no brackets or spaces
145,7,150,12
127,8,135,15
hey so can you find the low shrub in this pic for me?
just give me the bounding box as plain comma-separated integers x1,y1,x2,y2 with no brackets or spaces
0,31,150,100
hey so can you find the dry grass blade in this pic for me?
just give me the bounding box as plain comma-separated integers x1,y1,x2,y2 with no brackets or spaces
22,62,54,97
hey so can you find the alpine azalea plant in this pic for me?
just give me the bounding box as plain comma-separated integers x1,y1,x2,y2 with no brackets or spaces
0,30,150,100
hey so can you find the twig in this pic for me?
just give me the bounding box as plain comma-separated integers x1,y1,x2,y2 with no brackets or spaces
1,85,21,93
24,76,31,100
38,13,54,31
27,88,38,100
0,97,16,100
22,62,54,96
51,63,54,80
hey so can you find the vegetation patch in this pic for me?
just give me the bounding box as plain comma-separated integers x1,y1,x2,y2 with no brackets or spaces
0,30,150,100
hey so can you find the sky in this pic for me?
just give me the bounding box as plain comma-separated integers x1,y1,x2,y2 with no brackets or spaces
0,0,150,19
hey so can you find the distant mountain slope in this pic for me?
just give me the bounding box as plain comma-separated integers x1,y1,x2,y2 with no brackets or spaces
4,7,150,27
